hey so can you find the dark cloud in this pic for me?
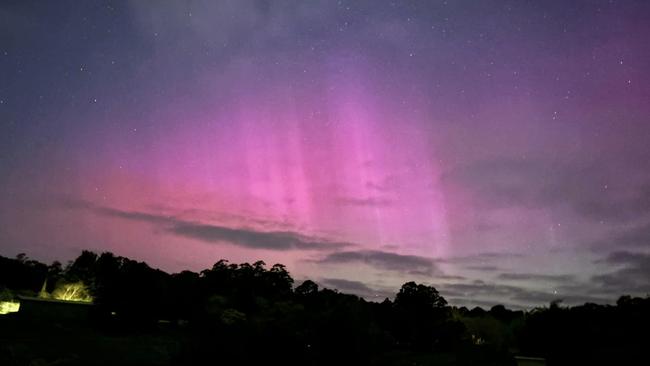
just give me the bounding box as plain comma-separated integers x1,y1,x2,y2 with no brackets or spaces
466,265,500,272
321,278,373,293
320,278,395,300
170,222,348,251
318,250,440,276
598,251,649,265
437,274,467,280
63,199,350,251
510,291,612,306
592,251,650,295
498,273,576,283
444,251,525,264
441,280,526,299
441,279,612,308
61,199,174,225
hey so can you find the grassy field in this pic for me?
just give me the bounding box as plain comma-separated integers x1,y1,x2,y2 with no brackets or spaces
1,313,518,366
0,315,184,366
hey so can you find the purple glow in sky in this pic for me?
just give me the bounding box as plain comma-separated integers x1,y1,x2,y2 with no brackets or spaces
1,0,649,308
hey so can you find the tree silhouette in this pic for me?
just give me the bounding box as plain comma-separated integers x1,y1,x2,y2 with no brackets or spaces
295,280,319,296
395,281,448,310
391,282,458,351
2,250,649,366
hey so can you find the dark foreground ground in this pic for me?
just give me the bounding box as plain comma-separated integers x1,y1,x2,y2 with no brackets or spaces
2,252,647,365
0,315,181,366
0,314,515,366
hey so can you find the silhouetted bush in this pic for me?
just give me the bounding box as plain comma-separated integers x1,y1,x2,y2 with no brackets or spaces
1,251,648,365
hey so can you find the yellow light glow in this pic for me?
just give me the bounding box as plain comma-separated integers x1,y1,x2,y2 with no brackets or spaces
0,301,20,315
51,282,93,303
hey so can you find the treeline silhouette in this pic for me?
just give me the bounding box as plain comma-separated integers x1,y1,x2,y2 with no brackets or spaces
1,251,648,366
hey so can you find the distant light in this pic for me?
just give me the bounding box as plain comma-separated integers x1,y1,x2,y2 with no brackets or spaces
50,282,93,303
0,301,20,315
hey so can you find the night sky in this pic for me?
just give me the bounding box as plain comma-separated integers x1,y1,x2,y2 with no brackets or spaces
1,0,649,309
